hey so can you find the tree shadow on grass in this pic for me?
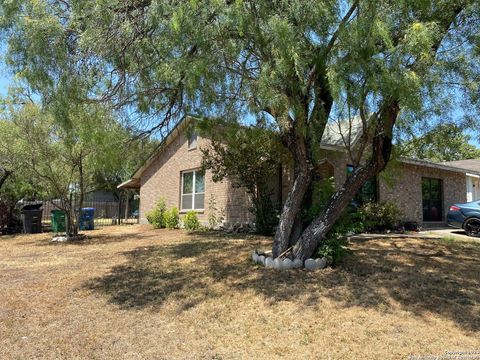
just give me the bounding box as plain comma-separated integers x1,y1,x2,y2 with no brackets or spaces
30,228,184,247
85,234,480,332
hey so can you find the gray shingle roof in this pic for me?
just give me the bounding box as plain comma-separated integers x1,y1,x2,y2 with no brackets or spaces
442,159,480,173
321,116,363,148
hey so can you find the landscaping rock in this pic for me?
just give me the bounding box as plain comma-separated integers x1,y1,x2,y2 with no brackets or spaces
315,257,327,269
51,236,67,242
258,255,265,265
265,257,274,268
292,258,303,269
282,258,293,270
305,258,320,270
273,257,282,270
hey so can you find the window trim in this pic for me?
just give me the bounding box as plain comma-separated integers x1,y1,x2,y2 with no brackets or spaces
180,169,205,211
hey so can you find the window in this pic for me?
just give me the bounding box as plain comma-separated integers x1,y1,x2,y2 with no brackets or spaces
347,164,378,206
181,170,205,210
357,177,378,205
188,132,198,150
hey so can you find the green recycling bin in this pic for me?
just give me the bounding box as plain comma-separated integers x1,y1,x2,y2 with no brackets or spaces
51,209,66,233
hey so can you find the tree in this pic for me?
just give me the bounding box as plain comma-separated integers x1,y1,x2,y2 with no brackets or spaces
198,119,285,235
0,102,126,237
91,130,158,201
401,123,480,162
1,1,479,259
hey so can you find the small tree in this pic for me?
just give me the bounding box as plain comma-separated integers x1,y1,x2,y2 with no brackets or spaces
0,102,126,237
207,194,224,230
199,120,285,235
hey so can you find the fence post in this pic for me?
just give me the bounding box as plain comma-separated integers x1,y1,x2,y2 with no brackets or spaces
124,190,129,222
117,197,122,225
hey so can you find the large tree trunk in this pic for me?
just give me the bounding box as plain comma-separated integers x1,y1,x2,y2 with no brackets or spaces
292,102,399,260
292,166,381,260
272,129,312,257
272,170,310,257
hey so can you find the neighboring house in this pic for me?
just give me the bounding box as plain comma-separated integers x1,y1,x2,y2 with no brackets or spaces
118,117,479,227
442,159,480,202
85,190,119,202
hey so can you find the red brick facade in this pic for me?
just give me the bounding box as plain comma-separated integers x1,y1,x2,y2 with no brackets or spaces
139,131,252,225
137,126,467,227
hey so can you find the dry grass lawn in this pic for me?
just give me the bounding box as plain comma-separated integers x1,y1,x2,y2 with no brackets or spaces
1,225,479,359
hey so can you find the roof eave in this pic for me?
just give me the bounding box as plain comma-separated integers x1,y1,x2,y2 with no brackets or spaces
400,157,480,175
117,178,141,189
130,116,194,180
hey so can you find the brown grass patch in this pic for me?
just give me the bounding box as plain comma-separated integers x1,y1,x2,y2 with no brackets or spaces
1,225,479,359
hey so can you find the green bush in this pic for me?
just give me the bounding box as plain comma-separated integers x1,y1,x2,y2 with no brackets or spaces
315,236,349,265
303,176,336,224
207,194,224,229
146,198,167,229
253,193,279,236
164,207,180,229
183,210,200,231
313,208,362,264
306,178,363,264
358,201,402,232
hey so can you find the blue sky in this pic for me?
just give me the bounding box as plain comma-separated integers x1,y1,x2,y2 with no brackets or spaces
0,43,478,148
0,46,9,97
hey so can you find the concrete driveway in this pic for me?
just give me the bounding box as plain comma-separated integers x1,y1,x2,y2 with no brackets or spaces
423,227,480,241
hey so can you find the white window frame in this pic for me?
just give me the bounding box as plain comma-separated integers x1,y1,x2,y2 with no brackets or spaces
180,170,205,211
188,132,198,150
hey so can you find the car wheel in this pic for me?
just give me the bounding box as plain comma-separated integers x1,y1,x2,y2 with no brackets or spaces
464,218,480,237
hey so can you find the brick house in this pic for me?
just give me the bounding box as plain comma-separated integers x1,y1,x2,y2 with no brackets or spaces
442,159,480,203
118,117,478,227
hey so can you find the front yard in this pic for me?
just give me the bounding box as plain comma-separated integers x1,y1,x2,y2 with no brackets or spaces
0,225,479,359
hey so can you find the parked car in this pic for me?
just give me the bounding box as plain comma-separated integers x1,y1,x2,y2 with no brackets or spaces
447,201,480,237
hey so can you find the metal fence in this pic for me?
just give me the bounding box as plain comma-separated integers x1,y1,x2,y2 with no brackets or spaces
21,196,139,231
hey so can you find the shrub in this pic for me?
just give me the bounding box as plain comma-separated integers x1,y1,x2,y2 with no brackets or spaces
146,198,167,229
307,178,362,264
207,194,224,230
183,210,200,231
313,208,361,264
358,201,402,232
303,176,336,224
163,207,180,229
252,193,279,236
315,236,349,265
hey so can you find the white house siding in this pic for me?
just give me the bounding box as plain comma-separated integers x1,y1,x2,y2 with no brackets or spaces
466,174,480,202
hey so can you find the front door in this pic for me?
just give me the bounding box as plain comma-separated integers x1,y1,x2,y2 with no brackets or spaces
422,177,443,222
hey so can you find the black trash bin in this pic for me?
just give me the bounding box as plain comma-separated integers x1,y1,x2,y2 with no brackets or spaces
21,203,43,234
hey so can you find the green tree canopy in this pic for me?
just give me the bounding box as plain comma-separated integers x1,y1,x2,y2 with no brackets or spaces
1,0,479,259
199,118,287,234
0,101,128,235
401,123,480,162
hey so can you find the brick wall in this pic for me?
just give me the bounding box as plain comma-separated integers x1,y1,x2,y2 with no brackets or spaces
378,163,467,224
139,132,252,225
139,131,467,228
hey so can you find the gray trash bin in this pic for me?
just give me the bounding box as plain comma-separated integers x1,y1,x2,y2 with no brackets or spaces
21,204,43,234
